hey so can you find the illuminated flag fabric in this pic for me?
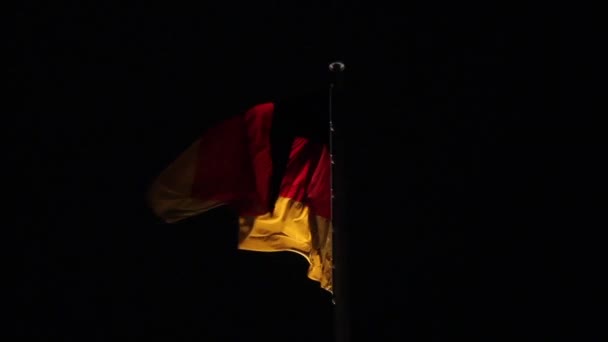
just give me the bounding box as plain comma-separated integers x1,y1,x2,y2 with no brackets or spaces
147,102,332,292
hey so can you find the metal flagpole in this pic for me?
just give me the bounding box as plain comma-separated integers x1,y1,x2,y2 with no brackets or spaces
329,61,349,342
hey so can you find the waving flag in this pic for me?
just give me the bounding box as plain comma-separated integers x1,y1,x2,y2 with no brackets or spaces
147,102,333,292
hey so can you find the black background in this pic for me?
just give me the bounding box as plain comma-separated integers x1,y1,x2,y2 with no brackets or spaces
9,1,602,341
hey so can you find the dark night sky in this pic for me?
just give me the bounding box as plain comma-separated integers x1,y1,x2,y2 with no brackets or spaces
9,1,602,341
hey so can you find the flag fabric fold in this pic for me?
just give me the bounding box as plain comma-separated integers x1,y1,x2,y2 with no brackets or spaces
148,102,333,292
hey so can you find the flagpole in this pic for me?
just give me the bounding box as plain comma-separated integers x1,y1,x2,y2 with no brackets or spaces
329,61,349,342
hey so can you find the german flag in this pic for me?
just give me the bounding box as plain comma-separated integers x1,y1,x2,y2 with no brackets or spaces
147,100,332,292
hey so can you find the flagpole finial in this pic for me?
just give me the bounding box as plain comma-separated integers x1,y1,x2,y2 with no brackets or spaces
329,61,346,72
